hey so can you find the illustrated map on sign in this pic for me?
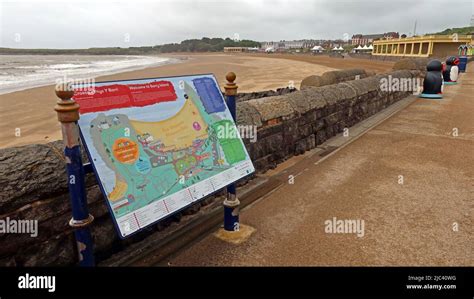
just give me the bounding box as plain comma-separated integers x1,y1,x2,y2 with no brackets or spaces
73,74,255,237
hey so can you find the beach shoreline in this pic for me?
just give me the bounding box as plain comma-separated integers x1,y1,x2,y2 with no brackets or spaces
0,53,394,149
0,54,182,95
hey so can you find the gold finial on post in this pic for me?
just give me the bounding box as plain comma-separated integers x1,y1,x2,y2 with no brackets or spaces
54,83,80,123
224,72,238,96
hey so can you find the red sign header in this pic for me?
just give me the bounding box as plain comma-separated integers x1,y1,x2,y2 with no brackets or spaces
73,80,177,114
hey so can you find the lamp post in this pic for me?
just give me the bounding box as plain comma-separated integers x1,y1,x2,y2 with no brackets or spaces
54,84,95,266
223,72,240,232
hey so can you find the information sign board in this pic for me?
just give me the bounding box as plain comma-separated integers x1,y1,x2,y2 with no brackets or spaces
73,74,255,237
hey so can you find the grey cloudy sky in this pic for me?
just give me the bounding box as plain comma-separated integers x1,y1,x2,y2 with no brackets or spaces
0,0,472,49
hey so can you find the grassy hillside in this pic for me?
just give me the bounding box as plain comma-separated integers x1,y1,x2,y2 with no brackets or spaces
156,37,260,53
432,26,474,35
0,37,261,55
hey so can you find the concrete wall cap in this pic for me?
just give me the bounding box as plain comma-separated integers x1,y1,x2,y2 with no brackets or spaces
246,96,295,121
236,101,263,127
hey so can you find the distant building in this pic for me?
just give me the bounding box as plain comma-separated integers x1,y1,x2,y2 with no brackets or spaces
283,40,304,49
262,41,281,50
223,47,247,53
328,39,348,49
261,39,322,51
384,32,400,39
302,40,319,48
351,32,399,45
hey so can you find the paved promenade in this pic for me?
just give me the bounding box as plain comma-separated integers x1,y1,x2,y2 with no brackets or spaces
167,65,473,266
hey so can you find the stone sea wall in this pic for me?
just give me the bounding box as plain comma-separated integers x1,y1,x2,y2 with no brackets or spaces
300,68,374,89
220,87,297,102
237,69,417,172
0,68,420,266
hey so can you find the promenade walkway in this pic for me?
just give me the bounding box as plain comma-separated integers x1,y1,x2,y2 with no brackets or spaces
166,65,474,266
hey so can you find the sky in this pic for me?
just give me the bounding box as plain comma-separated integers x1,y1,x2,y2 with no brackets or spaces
0,0,472,49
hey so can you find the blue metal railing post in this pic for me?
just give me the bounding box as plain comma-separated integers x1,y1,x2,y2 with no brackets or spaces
223,72,240,231
55,84,95,266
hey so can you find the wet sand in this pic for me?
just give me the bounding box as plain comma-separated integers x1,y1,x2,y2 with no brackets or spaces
0,53,393,149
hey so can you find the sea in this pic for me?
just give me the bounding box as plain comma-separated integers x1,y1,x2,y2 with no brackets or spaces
0,55,175,95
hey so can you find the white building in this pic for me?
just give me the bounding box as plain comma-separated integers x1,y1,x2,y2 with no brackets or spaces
262,41,282,50
283,40,305,49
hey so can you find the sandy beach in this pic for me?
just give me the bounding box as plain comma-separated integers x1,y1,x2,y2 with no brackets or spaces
0,53,394,149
